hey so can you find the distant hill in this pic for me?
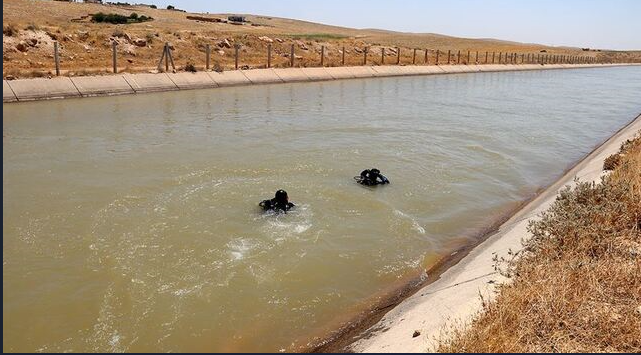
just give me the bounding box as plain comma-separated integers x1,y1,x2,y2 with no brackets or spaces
3,0,638,78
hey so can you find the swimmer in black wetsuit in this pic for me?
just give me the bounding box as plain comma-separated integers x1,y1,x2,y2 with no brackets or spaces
356,168,390,186
259,189,295,212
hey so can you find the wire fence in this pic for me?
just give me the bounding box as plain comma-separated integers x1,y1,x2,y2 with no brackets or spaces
45,40,611,76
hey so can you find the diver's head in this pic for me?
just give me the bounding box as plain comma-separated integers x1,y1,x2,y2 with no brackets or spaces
275,189,288,203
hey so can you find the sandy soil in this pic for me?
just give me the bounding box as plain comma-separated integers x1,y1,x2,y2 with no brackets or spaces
4,0,639,79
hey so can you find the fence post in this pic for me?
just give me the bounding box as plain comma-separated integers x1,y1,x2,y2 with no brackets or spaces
457,50,461,64
485,51,488,64
381,48,385,65
290,44,295,67
467,50,470,64
166,43,176,71
475,51,478,64
447,50,451,64
234,44,239,70
205,44,211,70
436,50,440,65
424,49,428,64
396,47,400,65
342,46,345,66
413,48,417,65
112,41,117,73
320,45,325,67
164,43,169,72
54,41,60,76
267,43,271,68
492,52,495,64
363,47,368,65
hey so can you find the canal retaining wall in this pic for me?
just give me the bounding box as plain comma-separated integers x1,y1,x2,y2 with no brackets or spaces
3,63,639,103
342,114,641,353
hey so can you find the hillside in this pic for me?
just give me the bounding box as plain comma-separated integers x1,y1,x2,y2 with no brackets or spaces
3,0,639,78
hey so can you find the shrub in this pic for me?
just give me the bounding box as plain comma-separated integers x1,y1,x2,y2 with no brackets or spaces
3,24,18,36
167,5,175,10
145,32,155,44
184,62,197,72
150,4,157,9
92,12,153,24
439,132,641,353
603,154,620,171
92,12,106,23
112,29,126,38
25,23,39,31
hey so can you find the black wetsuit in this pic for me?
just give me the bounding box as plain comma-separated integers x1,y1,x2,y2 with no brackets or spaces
259,198,295,212
359,169,390,186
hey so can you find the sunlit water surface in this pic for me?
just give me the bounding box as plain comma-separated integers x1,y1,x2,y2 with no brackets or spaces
3,67,641,352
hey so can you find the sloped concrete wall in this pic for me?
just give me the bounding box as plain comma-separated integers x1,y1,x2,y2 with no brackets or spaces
3,80,17,102
3,64,636,103
71,75,134,97
123,73,179,93
8,77,81,101
167,72,218,90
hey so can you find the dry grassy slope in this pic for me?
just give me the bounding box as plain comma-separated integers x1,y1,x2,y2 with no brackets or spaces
438,133,641,353
3,0,639,78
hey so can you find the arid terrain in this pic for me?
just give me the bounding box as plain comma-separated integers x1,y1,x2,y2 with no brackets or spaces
439,131,641,353
4,0,640,79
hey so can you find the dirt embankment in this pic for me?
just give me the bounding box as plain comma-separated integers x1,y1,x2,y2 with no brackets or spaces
4,0,640,79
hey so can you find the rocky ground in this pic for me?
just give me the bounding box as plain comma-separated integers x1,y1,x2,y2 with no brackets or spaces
3,0,640,79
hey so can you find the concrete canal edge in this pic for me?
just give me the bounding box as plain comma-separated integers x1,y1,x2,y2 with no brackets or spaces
310,114,639,353
3,63,640,103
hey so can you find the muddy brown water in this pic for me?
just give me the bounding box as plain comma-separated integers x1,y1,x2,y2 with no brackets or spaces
3,67,641,352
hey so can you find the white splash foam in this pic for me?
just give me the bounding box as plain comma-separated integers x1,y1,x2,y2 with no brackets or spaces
226,238,259,262
393,209,426,235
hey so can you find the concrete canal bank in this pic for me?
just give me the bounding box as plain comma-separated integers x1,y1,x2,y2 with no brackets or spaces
332,114,641,353
3,63,638,103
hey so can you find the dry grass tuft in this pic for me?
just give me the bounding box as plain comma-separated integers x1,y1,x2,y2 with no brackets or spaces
3,23,19,36
439,132,641,353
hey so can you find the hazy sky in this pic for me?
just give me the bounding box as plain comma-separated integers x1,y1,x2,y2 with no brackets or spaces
150,0,640,50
